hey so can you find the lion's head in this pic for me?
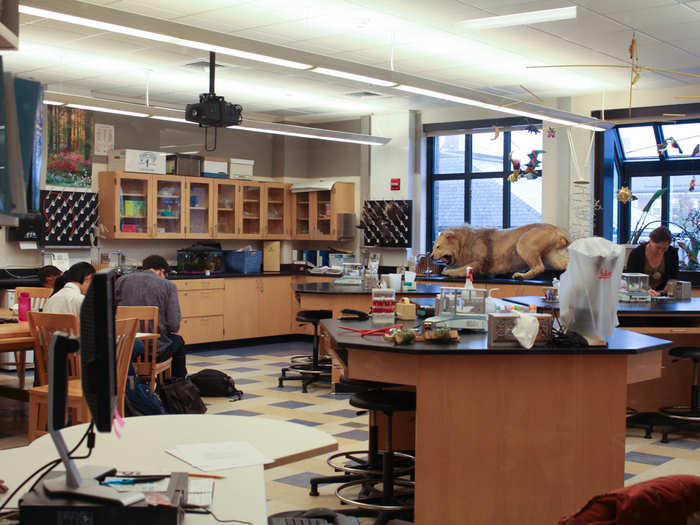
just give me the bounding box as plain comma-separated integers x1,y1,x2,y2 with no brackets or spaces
431,230,458,267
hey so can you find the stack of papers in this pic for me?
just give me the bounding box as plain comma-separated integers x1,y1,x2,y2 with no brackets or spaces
166,441,272,471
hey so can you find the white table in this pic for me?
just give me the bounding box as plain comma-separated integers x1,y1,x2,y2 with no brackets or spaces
1,415,338,524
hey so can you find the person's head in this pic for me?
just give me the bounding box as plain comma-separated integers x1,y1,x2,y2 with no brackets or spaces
38,265,62,289
142,255,169,278
61,262,96,295
647,226,672,256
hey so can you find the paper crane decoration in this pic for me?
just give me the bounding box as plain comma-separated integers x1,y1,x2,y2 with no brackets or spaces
526,125,540,135
657,136,683,155
546,127,557,138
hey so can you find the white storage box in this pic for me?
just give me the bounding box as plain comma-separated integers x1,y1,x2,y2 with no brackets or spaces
107,149,166,174
229,158,254,179
202,157,229,178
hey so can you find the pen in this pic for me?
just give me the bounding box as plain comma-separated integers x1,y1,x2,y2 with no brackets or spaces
104,476,167,485
187,473,224,480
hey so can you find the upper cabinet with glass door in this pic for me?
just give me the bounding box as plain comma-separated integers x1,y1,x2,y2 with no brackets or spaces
238,181,262,238
263,183,289,238
98,172,153,239
154,175,185,238
214,180,238,238
186,179,214,238
314,182,354,241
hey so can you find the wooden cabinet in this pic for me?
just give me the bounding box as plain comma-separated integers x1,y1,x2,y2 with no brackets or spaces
214,180,238,238
154,176,186,238
224,276,293,340
99,172,153,238
174,279,225,344
237,181,262,238
292,182,354,240
263,183,289,239
186,179,214,238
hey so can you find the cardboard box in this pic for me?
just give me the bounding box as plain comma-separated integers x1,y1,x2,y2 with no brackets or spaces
229,158,254,179
107,149,166,174
263,241,281,272
202,157,228,178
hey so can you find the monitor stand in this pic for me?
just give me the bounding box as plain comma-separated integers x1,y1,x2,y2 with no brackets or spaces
42,465,144,506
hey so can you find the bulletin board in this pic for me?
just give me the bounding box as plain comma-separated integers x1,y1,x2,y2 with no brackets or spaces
361,200,412,248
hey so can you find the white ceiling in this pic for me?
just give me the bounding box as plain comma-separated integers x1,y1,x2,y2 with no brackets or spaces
4,0,700,123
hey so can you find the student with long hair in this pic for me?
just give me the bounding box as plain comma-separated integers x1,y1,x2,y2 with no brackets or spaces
43,262,96,316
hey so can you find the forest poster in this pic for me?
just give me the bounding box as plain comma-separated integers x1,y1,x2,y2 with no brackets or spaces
46,106,94,188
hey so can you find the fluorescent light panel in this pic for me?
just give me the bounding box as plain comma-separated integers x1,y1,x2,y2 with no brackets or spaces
231,123,389,146
18,5,312,70
42,100,65,105
66,103,148,117
150,116,196,124
459,6,577,30
311,67,397,87
395,85,606,132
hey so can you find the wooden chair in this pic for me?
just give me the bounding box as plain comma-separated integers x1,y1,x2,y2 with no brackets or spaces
27,317,138,442
116,305,171,389
7,287,54,389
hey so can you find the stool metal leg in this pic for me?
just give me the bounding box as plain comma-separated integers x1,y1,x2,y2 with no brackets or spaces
382,411,393,504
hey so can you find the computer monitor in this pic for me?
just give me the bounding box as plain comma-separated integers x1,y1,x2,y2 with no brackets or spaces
79,268,117,433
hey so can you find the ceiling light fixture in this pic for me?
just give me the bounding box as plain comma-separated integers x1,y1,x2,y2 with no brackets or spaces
311,67,397,87
395,84,606,132
150,115,197,124
232,119,391,146
458,6,577,30
42,100,65,105
18,5,312,70
65,103,149,117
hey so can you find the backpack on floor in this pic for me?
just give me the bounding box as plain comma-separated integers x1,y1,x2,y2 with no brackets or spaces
125,376,167,416
187,369,243,400
156,377,207,414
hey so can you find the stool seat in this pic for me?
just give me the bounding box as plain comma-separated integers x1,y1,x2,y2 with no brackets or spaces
296,310,333,324
670,347,700,360
350,390,416,414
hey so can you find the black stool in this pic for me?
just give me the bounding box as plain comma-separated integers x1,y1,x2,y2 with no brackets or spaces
659,347,700,441
279,310,332,393
310,379,415,497
332,389,416,525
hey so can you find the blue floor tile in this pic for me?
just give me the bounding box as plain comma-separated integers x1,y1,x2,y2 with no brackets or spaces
216,409,263,417
316,393,353,400
341,422,366,428
287,418,322,427
325,409,362,418
652,439,700,450
333,429,369,441
228,377,260,385
187,361,213,367
229,366,260,373
269,400,314,409
267,362,295,367
273,471,325,489
624,473,635,480
228,357,259,362
233,393,261,400
625,451,674,465
188,349,236,357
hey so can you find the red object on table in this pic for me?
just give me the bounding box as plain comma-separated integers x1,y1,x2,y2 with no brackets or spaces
339,324,402,336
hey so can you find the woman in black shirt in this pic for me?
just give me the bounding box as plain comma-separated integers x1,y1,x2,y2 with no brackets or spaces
625,226,679,296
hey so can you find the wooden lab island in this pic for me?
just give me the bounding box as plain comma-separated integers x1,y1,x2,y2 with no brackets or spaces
321,318,671,525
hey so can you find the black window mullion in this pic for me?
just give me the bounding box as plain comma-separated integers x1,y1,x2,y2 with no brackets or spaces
426,137,435,248
504,131,512,228
465,134,471,224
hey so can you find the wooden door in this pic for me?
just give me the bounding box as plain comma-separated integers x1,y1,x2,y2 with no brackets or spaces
314,188,333,240
223,278,260,340
263,183,288,239
292,191,314,239
237,182,262,238
186,179,214,238
113,172,152,238
214,180,238,238
153,175,185,238
258,276,293,336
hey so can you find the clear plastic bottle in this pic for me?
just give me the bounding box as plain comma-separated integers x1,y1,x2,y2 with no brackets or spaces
18,292,31,321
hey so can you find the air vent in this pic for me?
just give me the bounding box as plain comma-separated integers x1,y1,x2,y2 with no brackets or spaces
346,91,383,98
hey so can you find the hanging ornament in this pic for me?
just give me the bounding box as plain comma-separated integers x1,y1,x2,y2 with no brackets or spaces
546,127,556,138
617,186,635,203
692,144,699,157
690,177,696,192
491,125,500,141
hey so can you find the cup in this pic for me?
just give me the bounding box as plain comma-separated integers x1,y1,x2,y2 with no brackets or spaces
404,271,416,284
543,287,558,301
388,273,402,291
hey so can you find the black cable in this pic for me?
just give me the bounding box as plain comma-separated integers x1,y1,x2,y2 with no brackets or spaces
204,509,252,524
0,422,95,513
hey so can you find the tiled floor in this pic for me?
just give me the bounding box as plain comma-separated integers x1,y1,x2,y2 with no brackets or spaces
2,339,700,521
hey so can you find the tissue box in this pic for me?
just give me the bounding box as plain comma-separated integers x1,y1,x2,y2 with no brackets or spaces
108,149,166,174
487,312,553,348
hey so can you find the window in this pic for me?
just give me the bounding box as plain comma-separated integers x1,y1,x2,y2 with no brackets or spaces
617,126,658,159
427,125,543,245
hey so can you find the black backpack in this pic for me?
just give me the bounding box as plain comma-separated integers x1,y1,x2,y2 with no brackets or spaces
125,376,167,416
156,377,207,414
187,369,243,400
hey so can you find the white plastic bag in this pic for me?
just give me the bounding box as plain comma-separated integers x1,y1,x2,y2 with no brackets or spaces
559,237,625,344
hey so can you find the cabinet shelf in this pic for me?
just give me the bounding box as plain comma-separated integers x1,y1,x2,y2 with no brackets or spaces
243,199,260,203
268,200,284,204
158,195,180,199
190,207,208,211
218,207,235,211
157,216,180,220
120,215,146,219
243,216,260,220
121,193,145,197
268,217,283,221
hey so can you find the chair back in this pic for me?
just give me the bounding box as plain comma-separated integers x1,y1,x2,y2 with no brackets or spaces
114,317,138,417
27,311,80,386
15,287,53,312
116,305,159,362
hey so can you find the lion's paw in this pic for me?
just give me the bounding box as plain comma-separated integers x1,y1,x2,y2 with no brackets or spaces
443,268,462,277
512,272,525,280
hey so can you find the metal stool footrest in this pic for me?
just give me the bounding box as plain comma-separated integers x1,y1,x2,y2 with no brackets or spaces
659,405,700,421
327,450,414,476
289,363,332,375
290,355,332,364
336,478,414,512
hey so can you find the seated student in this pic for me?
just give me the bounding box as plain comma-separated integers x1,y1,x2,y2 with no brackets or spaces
115,255,187,379
43,262,96,316
625,226,679,297
38,265,62,290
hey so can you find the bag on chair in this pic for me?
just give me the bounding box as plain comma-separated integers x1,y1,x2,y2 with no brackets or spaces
156,377,207,414
125,376,167,416
187,369,243,400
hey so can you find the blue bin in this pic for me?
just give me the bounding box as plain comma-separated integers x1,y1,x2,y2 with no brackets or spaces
224,250,262,274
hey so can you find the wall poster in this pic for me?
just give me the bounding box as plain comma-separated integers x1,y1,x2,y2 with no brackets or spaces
45,105,94,189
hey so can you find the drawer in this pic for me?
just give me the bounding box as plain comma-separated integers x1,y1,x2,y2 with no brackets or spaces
172,279,225,291
179,315,224,345
178,289,224,317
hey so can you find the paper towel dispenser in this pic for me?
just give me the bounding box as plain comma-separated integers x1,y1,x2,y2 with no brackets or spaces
337,213,355,241
6,214,43,243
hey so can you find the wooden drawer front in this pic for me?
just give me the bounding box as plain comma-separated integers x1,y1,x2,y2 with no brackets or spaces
180,316,224,344
172,279,225,291
179,289,224,317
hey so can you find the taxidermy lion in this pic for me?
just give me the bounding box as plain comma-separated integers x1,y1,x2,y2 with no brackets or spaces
431,223,571,280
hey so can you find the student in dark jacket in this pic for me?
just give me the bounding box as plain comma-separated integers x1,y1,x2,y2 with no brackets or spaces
625,226,679,296
115,255,187,378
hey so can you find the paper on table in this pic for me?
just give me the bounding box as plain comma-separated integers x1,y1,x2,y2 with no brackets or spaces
165,441,272,471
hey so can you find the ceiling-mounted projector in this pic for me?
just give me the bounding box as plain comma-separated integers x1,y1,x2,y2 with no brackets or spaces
185,92,242,128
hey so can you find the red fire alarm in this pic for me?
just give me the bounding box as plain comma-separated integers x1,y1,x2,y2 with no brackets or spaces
390,178,400,191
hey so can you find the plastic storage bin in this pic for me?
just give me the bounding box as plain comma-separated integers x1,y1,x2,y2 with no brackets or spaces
224,250,263,274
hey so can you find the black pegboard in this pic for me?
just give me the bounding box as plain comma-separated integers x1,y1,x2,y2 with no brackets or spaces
40,190,98,246
361,200,412,248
